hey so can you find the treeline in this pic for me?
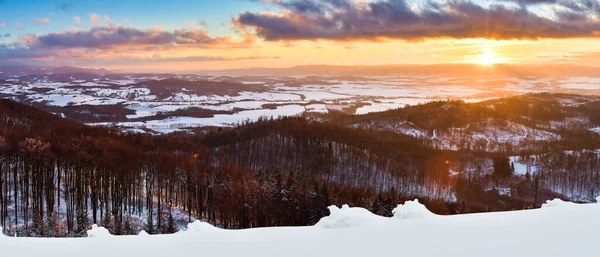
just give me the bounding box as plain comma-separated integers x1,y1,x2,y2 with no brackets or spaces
532,150,600,200
0,99,343,236
0,99,459,237
323,94,600,152
0,98,598,238
201,117,446,196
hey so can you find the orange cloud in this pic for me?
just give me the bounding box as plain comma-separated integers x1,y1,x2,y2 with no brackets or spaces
89,13,99,24
35,18,50,25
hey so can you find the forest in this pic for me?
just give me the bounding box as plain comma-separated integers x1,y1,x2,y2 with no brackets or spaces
0,95,599,237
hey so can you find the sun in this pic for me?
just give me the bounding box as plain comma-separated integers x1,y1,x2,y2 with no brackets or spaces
473,51,508,66
476,53,497,66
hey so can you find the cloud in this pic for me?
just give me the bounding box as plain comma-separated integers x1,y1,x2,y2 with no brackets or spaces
0,33,10,38
35,18,51,24
0,25,253,61
14,22,23,29
0,43,56,60
74,16,81,24
25,26,228,49
103,15,112,25
500,0,558,5
559,0,600,13
89,13,99,24
0,22,5,28
235,0,600,41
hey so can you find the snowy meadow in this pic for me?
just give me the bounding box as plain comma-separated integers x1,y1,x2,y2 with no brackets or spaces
1,198,598,257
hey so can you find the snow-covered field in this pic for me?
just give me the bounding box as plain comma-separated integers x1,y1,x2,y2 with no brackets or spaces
94,104,309,133
2,73,600,132
1,198,598,257
510,156,537,175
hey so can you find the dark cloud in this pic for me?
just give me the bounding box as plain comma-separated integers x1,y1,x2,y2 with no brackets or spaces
28,26,224,49
500,0,558,5
251,0,351,13
0,25,252,61
0,33,10,38
559,0,600,13
0,43,55,60
263,0,325,14
236,0,600,41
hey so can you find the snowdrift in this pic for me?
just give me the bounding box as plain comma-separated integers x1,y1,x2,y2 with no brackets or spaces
1,198,599,257
316,200,436,228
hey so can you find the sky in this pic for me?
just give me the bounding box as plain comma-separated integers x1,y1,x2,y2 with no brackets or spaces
1,0,600,71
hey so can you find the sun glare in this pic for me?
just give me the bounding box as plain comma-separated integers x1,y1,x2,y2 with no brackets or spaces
473,51,508,66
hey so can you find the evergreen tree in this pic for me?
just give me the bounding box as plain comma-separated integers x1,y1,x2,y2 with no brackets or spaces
308,182,328,224
74,208,88,237
145,210,156,234
45,212,61,237
113,215,123,235
166,211,177,234
30,211,45,237
101,212,114,233
382,195,395,217
123,216,134,235
493,156,513,178
371,194,381,215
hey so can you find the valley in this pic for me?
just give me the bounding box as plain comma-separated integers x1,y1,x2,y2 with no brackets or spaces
2,66,600,134
0,66,599,237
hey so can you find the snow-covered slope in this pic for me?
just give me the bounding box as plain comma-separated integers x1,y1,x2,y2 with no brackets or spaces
1,198,599,257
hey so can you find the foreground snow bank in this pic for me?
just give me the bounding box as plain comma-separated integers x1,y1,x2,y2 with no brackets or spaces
392,199,436,219
316,204,388,228
87,225,111,238
316,199,436,228
1,199,599,257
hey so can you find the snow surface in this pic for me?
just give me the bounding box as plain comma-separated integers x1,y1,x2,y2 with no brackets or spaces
509,156,537,175
92,104,307,130
2,75,599,134
1,198,599,257
559,77,600,90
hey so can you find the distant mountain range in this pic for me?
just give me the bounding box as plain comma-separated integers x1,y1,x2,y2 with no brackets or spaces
2,64,600,77
198,64,600,77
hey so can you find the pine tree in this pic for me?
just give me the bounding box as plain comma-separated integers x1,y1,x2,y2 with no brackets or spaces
166,211,177,234
45,212,61,237
74,208,88,237
145,210,155,234
308,182,328,224
101,212,114,233
382,195,395,217
493,156,513,178
113,215,123,235
123,216,134,235
371,195,381,215
30,211,45,237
